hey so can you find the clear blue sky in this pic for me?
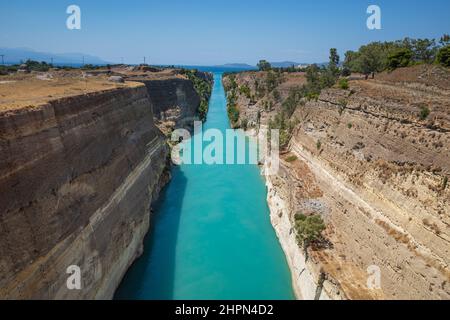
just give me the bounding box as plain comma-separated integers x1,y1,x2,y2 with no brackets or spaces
1,0,449,65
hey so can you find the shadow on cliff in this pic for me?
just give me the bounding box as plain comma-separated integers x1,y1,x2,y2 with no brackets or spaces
113,166,187,300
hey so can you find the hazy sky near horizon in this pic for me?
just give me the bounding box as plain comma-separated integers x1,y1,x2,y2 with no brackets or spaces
1,0,449,65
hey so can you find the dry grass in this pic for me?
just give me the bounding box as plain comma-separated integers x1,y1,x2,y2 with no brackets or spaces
0,71,142,111
375,64,450,90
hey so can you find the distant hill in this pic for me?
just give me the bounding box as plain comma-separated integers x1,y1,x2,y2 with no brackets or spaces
269,61,328,68
216,63,256,69
269,61,303,68
0,47,110,65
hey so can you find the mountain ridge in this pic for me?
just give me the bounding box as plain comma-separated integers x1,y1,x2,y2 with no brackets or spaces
0,47,110,65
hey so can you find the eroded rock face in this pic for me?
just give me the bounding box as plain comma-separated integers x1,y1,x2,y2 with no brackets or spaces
224,65,450,300
141,78,200,131
133,71,213,134
0,66,211,299
0,86,169,299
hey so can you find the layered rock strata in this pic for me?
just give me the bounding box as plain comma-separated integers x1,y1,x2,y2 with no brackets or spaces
0,68,211,299
224,65,450,299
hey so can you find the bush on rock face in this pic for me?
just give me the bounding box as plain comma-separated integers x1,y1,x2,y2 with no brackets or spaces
294,213,326,250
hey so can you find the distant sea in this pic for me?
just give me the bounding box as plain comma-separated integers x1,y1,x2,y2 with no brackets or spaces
3,62,257,74
178,65,257,73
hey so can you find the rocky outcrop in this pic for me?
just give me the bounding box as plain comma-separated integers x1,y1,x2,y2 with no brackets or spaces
224,65,450,300
130,71,213,134
138,78,201,131
0,68,207,299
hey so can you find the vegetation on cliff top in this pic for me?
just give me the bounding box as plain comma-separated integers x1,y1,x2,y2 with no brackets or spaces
180,69,212,122
343,35,450,77
223,74,241,127
257,60,272,71
224,35,450,150
0,60,52,74
267,48,342,148
437,45,450,67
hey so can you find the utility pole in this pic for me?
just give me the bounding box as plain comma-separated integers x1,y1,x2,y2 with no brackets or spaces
143,56,146,65
0,54,4,65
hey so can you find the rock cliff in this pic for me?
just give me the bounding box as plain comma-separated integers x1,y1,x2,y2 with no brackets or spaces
127,69,213,134
224,65,450,299
0,68,210,299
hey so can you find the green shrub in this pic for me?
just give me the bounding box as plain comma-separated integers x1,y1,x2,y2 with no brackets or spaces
24,60,51,72
241,118,248,130
347,123,353,129
268,112,297,148
294,213,326,249
305,92,319,101
419,106,430,120
316,140,322,150
82,64,96,70
265,71,280,92
228,106,239,123
272,89,280,101
338,78,349,90
286,155,298,162
0,65,19,74
338,99,347,115
338,99,348,107
239,85,251,99
442,176,448,190
282,87,303,117
198,100,209,122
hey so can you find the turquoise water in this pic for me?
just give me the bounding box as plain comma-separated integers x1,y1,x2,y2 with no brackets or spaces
114,71,294,300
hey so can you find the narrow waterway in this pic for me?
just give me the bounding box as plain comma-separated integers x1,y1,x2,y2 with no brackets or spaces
114,69,294,300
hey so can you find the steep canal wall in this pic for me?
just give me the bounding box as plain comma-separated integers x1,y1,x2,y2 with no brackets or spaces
0,71,212,299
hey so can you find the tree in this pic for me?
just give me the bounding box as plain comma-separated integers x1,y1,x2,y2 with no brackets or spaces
436,45,450,67
411,38,437,63
24,60,51,72
343,50,361,75
320,68,338,88
439,34,450,47
328,48,340,76
265,70,280,92
257,60,271,71
387,48,413,70
358,43,386,78
282,87,303,116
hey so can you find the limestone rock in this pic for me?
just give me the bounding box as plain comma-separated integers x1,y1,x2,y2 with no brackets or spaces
108,75,124,83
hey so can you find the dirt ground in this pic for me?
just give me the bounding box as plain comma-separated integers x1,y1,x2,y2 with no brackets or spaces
0,70,142,111
0,66,188,112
